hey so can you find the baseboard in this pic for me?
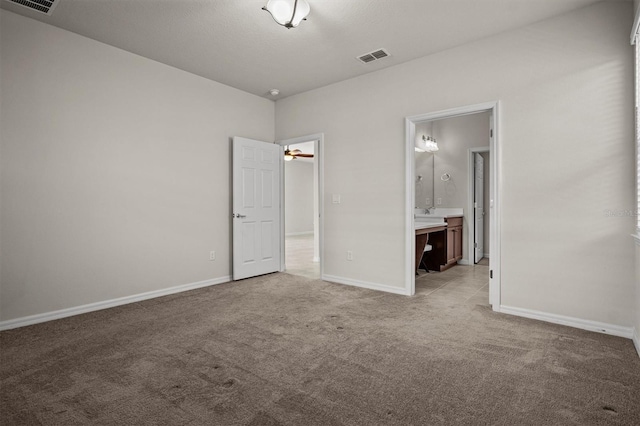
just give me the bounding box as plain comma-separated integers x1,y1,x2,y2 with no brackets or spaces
322,274,410,296
483,253,490,258
633,327,640,358
0,276,231,331
458,258,490,266
500,305,634,339
285,231,314,237
312,257,320,263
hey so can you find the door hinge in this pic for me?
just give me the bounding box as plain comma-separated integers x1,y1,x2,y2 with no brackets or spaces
474,243,478,248
490,270,493,279
490,129,493,137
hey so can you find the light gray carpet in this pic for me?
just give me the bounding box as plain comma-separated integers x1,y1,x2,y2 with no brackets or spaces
1,272,639,425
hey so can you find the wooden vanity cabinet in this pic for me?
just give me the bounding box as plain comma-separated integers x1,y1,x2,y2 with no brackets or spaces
445,217,463,268
425,216,463,272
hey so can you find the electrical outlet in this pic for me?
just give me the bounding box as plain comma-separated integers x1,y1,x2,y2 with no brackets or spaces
425,197,431,206
209,251,216,261
436,198,442,205
332,194,341,204
346,250,354,261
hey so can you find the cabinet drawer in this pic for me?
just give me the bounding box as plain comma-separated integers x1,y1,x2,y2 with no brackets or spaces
446,216,463,227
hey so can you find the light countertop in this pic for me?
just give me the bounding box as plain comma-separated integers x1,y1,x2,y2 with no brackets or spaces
415,222,446,230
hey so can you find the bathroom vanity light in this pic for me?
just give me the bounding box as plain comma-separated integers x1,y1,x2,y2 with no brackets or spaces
262,0,310,29
423,135,438,152
415,135,439,152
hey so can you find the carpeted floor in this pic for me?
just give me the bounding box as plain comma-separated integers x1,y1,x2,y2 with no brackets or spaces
1,272,639,425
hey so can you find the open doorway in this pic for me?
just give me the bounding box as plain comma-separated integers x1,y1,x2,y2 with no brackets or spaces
277,134,324,280
405,102,501,310
469,148,490,266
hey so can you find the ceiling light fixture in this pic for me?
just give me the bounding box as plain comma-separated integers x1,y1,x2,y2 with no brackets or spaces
262,0,310,29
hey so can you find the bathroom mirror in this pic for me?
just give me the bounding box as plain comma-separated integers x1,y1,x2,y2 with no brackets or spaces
415,152,434,209
415,120,436,209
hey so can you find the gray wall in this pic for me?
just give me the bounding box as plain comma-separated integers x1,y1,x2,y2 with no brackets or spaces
275,2,636,327
284,161,314,235
0,10,274,321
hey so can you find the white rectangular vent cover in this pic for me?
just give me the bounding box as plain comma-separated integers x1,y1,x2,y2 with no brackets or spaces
4,0,59,15
356,48,390,64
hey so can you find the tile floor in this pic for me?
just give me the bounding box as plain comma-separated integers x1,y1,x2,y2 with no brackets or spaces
285,234,320,279
287,234,490,307
416,257,490,306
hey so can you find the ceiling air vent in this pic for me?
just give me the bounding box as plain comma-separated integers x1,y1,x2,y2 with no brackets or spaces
356,48,390,64
4,0,59,15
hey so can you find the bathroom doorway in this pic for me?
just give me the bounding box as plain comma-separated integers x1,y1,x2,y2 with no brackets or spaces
277,134,324,280
405,102,501,310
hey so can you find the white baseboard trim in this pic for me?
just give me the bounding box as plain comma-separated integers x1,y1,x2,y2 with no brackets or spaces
312,257,320,263
458,257,489,266
484,253,490,258
285,231,314,237
500,305,634,339
0,276,231,331
322,274,410,296
633,327,640,358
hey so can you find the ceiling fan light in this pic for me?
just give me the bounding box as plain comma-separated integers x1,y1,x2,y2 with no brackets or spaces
284,154,294,161
263,0,310,28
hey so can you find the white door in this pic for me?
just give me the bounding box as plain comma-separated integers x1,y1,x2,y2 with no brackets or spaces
474,153,484,263
232,137,281,280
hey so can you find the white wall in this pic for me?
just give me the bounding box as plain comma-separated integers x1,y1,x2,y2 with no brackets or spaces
432,113,490,209
0,11,274,322
634,0,640,353
275,2,635,327
284,160,314,235
636,245,640,353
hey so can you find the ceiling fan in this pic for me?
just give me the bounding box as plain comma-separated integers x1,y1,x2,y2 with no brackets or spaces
284,146,314,161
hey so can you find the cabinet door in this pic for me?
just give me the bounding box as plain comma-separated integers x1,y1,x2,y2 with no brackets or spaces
453,226,463,260
446,228,456,264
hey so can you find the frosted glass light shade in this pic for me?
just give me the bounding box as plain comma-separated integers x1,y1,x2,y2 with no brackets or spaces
263,0,310,28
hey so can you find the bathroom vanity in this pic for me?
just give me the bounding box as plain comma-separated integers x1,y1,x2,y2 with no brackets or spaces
415,222,447,274
415,209,464,272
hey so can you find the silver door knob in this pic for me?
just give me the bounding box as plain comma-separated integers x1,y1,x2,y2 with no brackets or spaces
234,213,247,218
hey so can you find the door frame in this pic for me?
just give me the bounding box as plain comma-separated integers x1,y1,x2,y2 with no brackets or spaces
276,133,324,277
468,147,490,265
405,101,501,310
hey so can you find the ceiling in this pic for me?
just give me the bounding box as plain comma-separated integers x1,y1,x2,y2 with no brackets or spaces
1,0,618,99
